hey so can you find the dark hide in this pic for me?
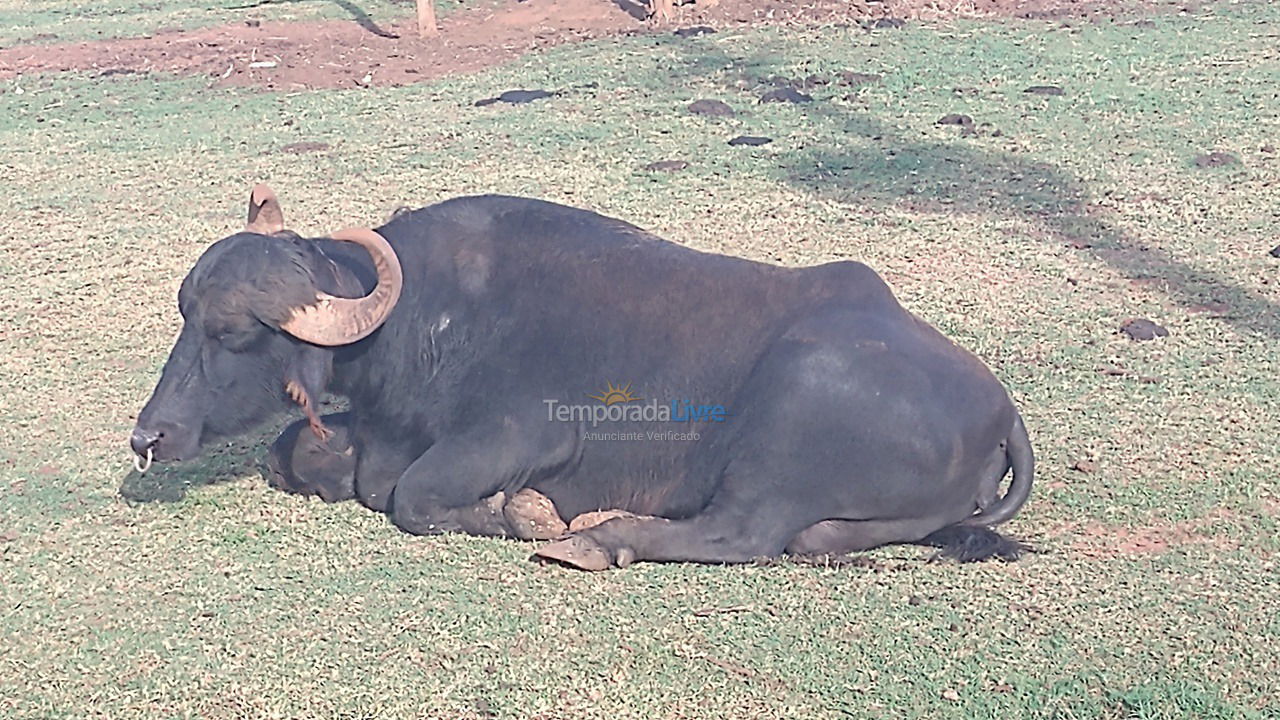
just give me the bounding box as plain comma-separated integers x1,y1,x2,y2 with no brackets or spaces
132,195,1034,569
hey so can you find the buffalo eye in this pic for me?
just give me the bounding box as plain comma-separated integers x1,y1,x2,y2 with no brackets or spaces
208,323,262,352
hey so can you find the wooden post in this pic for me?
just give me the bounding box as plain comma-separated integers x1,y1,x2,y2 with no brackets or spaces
417,0,438,36
649,0,675,23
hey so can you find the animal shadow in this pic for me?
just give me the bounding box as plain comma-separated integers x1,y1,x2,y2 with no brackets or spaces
118,431,276,503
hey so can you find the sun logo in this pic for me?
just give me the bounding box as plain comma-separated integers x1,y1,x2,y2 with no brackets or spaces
589,381,641,406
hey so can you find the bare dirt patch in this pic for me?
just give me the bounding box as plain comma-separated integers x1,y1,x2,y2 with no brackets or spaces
0,0,1199,91
0,0,644,90
1058,513,1241,558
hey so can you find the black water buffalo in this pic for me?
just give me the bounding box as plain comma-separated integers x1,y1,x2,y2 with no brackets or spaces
130,185,1033,569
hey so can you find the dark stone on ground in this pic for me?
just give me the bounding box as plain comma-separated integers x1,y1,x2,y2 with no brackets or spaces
1119,318,1169,341
474,89,555,107
728,136,772,146
760,87,813,104
1025,85,1065,95
688,99,734,117
937,113,975,127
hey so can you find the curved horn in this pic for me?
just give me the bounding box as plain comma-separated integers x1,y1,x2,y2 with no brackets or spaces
245,184,285,234
279,227,404,346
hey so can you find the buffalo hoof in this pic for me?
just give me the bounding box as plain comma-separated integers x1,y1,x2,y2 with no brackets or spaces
568,509,638,532
533,534,618,571
503,488,569,540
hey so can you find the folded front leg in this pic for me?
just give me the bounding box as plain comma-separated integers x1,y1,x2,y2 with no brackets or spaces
386,412,580,539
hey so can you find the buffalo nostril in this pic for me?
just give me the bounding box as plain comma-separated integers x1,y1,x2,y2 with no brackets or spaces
130,428,160,458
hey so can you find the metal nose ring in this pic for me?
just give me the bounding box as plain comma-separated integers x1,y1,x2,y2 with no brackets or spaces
133,447,154,473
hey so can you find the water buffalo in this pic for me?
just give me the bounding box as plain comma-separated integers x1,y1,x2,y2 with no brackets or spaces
130,185,1033,569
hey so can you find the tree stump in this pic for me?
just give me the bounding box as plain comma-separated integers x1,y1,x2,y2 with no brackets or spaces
417,0,438,36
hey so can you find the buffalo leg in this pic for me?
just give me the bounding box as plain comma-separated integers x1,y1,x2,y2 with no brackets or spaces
784,517,946,555
352,427,431,512
534,500,802,570
387,414,579,538
391,489,514,538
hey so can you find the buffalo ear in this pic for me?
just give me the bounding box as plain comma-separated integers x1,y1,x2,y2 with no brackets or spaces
282,343,335,440
245,183,285,234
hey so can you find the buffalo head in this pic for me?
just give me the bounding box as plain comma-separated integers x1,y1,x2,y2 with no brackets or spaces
129,185,402,468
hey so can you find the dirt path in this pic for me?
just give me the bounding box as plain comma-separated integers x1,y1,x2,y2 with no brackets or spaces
0,0,1195,90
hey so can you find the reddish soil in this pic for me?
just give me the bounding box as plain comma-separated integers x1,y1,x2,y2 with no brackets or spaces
1059,512,1241,558
0,0,1195,91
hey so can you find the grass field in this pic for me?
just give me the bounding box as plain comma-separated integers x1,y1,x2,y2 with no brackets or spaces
2,1,1280,717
